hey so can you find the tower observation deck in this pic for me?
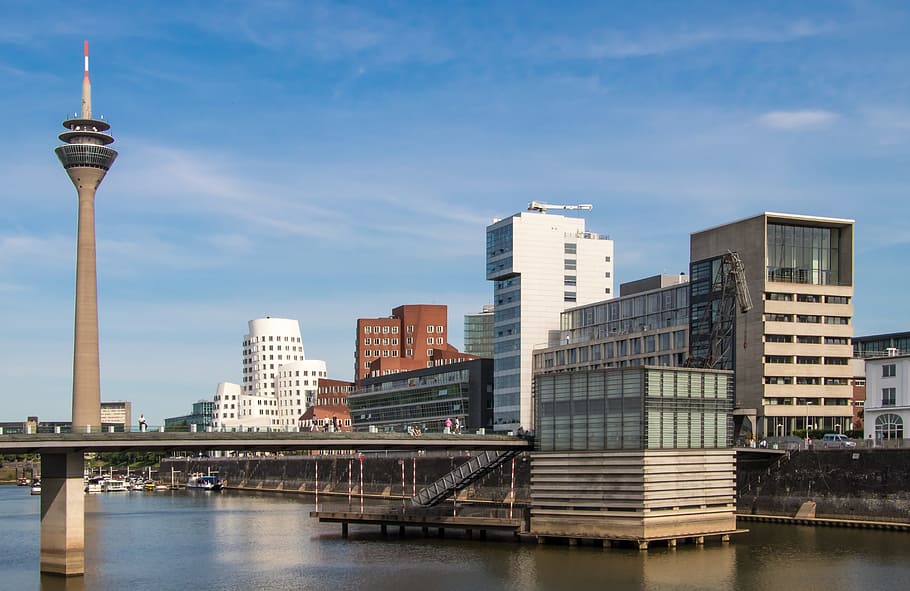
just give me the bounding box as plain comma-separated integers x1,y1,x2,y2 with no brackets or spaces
55,41,117,432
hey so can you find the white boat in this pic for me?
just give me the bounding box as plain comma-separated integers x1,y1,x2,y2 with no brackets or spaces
102,479,129,492
30,481,41,495
186,473,224,491
85,477,105,493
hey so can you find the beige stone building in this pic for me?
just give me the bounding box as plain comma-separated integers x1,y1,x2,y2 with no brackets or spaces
691,212,854,438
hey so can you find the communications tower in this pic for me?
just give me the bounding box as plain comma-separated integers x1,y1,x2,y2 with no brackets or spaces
55,42,118,431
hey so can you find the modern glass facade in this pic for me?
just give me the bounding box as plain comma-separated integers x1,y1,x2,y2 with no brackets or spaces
767,223,841,285
535,367,734,451
854,332,910,358
464,307,494,358
349,359,493,432
688,256,737,371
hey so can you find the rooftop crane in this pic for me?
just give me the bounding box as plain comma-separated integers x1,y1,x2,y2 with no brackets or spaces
685,250,753,370
527,201,593,213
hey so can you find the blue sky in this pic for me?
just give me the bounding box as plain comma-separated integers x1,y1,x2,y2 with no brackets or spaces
2,1,908,424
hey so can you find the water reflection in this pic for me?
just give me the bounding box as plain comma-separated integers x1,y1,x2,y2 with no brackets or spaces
3,487,910,591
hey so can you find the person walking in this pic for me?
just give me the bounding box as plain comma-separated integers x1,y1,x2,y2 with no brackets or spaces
445,417,453,434
138,414,147,433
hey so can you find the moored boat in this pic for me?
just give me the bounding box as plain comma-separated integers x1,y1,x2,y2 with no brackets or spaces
186,473,224,491
85,476,105,493
102,479,129,492
30,481,41,495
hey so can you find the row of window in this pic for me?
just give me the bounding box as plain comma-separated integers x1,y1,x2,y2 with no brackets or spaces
766,293,851,304
244,336,302,345
765,398,850,405
765,376,850,385
364,337,400,345
362,324,445,335
765,356,850,364
765,314,851,324
765,335,850,345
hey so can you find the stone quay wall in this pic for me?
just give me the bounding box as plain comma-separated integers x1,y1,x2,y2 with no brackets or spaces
159,451,532,504
738,448,910,523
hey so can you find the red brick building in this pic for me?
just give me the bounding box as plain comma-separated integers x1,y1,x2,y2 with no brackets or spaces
354,304,471,383
316,378,354,406
298,404,352,432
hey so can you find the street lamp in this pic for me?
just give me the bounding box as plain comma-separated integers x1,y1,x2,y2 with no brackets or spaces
805,400,813,448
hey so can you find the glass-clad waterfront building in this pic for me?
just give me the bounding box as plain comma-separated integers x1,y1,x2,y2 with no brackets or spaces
691,213,854,438
348,358,492,432
535,366,733,451
486,211,614,432
537,275,689,374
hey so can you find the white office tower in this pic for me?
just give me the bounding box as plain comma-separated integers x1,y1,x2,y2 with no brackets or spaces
486,210,614,432
213,317,326,430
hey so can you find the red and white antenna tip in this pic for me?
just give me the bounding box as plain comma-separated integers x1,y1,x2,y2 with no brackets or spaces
83,41,89,78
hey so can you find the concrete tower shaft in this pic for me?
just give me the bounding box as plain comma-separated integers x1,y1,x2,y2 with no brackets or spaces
55,41,117,432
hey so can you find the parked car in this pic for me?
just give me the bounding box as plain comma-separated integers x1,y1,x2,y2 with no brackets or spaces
821,433,856,448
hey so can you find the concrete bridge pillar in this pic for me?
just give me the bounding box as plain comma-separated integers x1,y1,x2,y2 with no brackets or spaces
40,452,85,576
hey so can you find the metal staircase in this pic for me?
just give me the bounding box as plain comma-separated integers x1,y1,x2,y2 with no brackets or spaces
411,449,519,507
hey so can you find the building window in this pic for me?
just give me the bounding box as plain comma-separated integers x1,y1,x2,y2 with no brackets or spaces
364,338,371,345
825,316,850,325
883,364,896,378
436,325,443,333
383,326,390,334
796,335,820,344
875,413,903,439
765,376,793,384
796,294,820,303
766,314,793,322
796,356,821,364
427,349,433,356
427,338,434,345
407,325,414,333
765,355,792,364
824,357,849,365
767,334,792,343
881,388,897,405
428,326,435,333
825,337,849,345
766,292,793,301
826,295,850,304
407,337,413,345
436,337,443,345
796,315,820,324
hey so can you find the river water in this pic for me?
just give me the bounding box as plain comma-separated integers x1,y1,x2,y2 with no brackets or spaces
1,485,908,591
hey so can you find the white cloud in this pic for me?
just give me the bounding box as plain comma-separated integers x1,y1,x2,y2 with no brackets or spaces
531,19,838,60
758,110,839,130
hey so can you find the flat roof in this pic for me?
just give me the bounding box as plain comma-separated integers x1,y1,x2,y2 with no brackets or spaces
692,212,855,236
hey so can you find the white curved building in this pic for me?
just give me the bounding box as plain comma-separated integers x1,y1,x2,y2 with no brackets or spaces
212,382,241,429
276,360,327,428
213,317,327,430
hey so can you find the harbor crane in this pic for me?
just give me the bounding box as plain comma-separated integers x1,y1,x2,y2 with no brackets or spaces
527,201,593,213
685,250,753,370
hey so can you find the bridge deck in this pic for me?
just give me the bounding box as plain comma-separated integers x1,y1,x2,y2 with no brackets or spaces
0,431,532,454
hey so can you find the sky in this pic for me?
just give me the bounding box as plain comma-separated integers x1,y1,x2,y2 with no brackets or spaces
1,1,908,424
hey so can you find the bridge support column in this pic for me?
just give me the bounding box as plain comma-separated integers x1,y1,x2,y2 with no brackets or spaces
40,452,85,576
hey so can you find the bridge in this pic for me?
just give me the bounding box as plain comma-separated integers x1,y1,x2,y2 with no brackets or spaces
0,431,530,454
4,430,529,576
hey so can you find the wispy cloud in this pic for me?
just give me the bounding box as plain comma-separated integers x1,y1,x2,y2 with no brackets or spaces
530,19,837,60
758,110,839,130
